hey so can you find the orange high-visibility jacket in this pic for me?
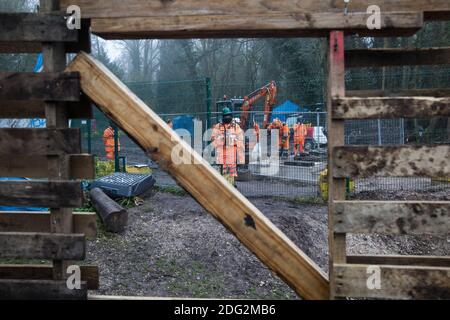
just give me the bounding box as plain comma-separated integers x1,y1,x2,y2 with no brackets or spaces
103,126,121,159
281,123,290,149
294,123,308,142
211,122,245,166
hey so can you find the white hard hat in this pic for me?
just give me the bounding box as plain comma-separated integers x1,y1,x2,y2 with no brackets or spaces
233,118,241,124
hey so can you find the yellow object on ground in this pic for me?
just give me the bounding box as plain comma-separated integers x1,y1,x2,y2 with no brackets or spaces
319,169,354,201
126,165,152,174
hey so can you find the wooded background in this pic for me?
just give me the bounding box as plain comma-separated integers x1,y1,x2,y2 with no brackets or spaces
1,0,449,142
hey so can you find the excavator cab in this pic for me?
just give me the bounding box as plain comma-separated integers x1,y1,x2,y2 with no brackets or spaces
216,98,244,123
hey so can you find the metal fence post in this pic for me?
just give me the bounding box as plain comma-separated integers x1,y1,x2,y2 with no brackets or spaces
87,118,92,154
205,77,212,129
113,124,120,172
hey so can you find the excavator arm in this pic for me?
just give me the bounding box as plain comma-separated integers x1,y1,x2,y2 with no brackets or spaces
240,81,277,130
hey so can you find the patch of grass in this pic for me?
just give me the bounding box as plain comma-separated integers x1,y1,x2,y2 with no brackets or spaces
153,258,226,298
154,185,187,196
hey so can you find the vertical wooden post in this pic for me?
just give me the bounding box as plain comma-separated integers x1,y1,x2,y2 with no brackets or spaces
40,0,73,280
327,31,346,299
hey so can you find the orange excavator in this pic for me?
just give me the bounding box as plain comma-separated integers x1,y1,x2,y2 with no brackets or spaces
216,81,277,130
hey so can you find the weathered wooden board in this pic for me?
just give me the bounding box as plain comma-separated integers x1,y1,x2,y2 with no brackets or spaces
346,88,450,98
334,264,450,299
333,145,450,178
0,128,81,156
0,96,92,119
346,47,450,68
0,13,77,42
0,279,87,300
334,201,450,235
0,265,98,290
327,31,347,300
91,12,422,39
347,255,450,267
0,72,80,101
0,180,83,208
0,212,96,237
332,97,450,119
0,154,94,179
67,52,329,300
0,232,85,260
59,0,450,20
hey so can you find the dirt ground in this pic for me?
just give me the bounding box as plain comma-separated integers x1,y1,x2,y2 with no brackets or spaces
86,185,449,299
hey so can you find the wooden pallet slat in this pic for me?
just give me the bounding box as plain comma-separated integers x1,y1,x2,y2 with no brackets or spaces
59,0,450,21
0,97,93,119
0,13,78,42
333,145,450,178
0,72,80,102
332,97,450,119
0,279,87,300
346,88,450,98
347,255,450,267
334,264,450,299
91,12,423,39
334,201,450,235
0,154,94,179
0,128,81,156
0,180,83,208
0,232,85,260
0,212,97,237
0,265,98,290
346,47,450,68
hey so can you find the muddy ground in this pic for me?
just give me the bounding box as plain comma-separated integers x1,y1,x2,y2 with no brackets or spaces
86,185,449,298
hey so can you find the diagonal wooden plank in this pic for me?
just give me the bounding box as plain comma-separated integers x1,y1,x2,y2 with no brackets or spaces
67,51,329,300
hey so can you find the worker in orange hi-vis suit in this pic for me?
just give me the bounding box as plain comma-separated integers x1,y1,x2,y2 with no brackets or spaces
103,124,121,160
268,118,283,156
293,117,307,157
211,107,244,186
281,122,290,158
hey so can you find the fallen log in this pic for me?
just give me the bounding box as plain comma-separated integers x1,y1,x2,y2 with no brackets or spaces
90,187,127,233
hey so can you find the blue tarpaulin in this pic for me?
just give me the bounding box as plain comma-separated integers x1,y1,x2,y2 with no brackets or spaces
270,100,302,122
172,115,195,137
0,178,47,212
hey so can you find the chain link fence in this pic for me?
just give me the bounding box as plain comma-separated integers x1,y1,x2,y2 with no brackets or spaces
71,75,449,201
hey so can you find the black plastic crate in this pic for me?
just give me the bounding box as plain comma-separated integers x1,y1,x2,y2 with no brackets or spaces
91,172,156,198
